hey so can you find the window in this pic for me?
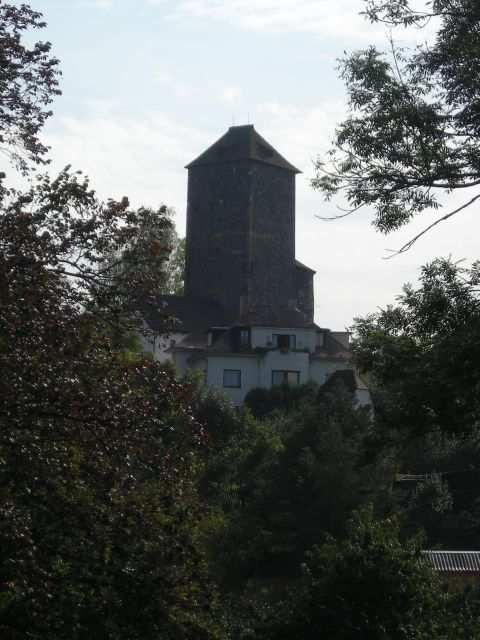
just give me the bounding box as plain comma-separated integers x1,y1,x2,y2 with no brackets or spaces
272,334,296,350
239,329,250,347
272,370,300,386
223,369,241,388
232,327,250,351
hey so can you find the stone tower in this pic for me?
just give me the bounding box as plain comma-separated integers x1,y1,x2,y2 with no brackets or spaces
184,125,314,325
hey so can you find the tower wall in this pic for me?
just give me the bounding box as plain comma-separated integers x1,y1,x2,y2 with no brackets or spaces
184,160,296,322
248,163,296,319
184,162,251,320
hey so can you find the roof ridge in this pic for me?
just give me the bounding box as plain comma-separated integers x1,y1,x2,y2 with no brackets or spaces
186,125,300,173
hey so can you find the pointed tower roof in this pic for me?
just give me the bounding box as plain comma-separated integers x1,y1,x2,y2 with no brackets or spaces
186,124,301,173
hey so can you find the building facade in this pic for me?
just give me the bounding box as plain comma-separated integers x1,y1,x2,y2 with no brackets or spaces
142,125,369,406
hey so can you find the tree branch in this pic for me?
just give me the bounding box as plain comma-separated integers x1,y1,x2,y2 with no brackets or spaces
315,203,366,221
385,193,480,257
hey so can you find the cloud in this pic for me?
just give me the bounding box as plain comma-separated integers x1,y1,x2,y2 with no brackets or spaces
220,86,242,104
161,0,384,41
43,105,212,233
153,67,192,99
255,100,346,174
85,0,114,8
150,0,438,46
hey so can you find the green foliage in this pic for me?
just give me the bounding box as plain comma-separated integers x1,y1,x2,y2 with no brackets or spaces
244,382,319,419
264,508,476,640
202,387,375,584
5,5,480,637
405,474,453,540
313,0,480,248
352,258,480,549
0,7,220,635
109,204,185,301
381,427,480,549
190,384,245,448
0,2,61,173
0,169,221,638
166,233,185,295
353,258,480,437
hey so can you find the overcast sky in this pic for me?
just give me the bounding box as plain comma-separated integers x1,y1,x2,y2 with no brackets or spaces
24,0,478,328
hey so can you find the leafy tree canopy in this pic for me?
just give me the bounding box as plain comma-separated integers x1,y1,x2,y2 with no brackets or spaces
0,2,60,173
313,0,480,252
0,165,221,640
350,258,480,550
353,258,480,437
244,381,319,419
265,508,478,640
0,5,220,637
202,386,374,584
108,203,185,303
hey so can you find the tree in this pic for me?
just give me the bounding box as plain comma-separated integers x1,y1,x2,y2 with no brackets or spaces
264,508,477,640
0,2,61,173
165,232,185,295
203,386,374,584
244,381,319,419
313,0,480,252
353,257,480,437
115,205,185,297
0,5,221,636
0,170,221,639
350,258,480,549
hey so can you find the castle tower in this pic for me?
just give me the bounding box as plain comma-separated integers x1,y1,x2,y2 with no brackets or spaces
142,126,368,408
184,125,304,324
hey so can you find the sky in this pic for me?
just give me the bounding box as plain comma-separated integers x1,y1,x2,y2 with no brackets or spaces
19,0,479,328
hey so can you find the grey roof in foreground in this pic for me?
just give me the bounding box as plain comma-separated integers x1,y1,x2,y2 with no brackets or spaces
186,125,301,174
423,550,480,574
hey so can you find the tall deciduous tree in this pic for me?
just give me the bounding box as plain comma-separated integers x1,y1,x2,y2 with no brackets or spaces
0,2,60,173
352,258,480,437
351,258,480,550
0,4,220,637
0,169,221,640
313,0,480,252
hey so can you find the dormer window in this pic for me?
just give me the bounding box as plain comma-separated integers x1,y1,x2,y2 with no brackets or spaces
231,327,250,351
272,334,296,350
208,327,227,347
240,329,250,347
